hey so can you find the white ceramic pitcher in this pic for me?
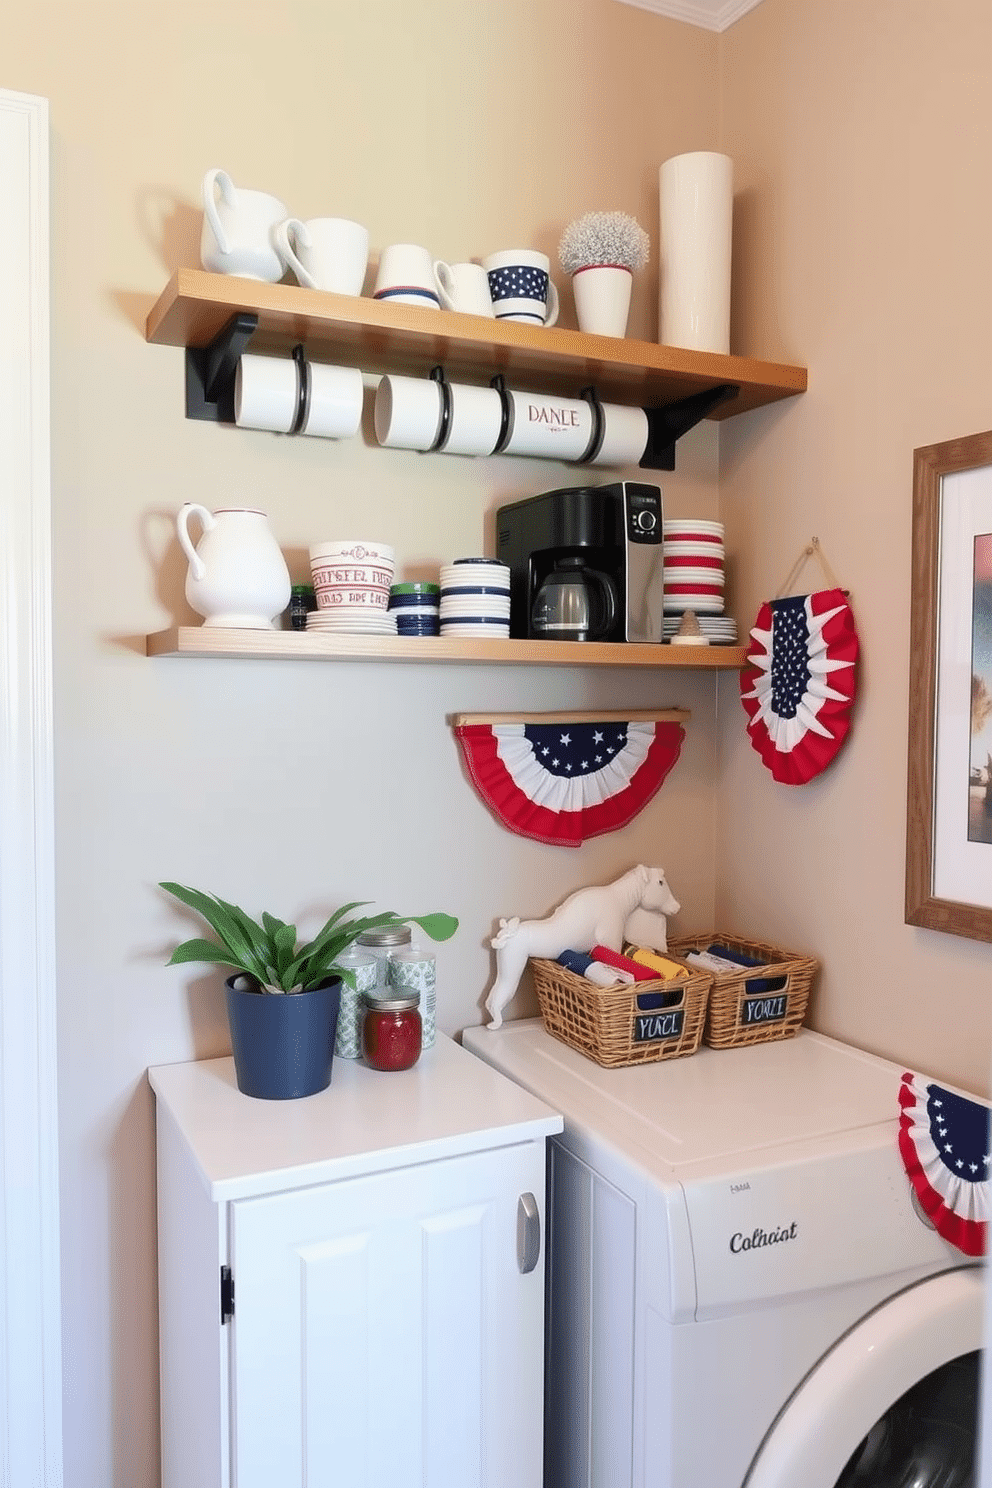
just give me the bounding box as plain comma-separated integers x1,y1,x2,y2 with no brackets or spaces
177,504,292,629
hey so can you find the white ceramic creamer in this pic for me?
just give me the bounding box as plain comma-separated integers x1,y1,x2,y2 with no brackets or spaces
177,504,291,629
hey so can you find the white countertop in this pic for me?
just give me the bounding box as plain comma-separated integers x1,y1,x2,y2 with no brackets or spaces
148,1031,562,1201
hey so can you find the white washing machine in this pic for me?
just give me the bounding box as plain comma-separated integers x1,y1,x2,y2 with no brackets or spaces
462,1020,987,1488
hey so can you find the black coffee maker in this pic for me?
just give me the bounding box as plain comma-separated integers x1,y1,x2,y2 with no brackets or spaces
495,482,665,642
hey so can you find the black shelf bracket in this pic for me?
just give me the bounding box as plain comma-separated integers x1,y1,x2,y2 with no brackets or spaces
639,383,740,470
185,312,259,423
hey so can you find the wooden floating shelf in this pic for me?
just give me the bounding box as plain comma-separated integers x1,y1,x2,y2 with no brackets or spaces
145,627,749,669
146,269,806,418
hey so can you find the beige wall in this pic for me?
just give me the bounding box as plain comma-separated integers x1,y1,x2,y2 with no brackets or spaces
718,0,992,1085
6,3,722,1483
4,0,990,1482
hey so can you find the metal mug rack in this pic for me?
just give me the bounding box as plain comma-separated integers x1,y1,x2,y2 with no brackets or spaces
183,311,739,470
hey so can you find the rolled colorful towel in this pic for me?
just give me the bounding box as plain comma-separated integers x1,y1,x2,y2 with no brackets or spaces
590,944,659,982
557,948,636,986
629,947,687,980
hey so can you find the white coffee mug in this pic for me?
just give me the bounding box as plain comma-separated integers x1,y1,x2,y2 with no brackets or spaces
433,261,494,317
200,168,287,282
373,374,443,451
302,364,364,439
373,244,440,308
273,216,370,294
438,382,504,457
234,354,299,433
587,403,650,467
482,249,559,326
498,388,594,461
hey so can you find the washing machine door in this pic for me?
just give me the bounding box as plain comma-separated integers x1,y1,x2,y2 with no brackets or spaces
745,1268,984,1488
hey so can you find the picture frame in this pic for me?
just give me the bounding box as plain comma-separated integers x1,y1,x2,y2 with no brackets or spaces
905,428,992,942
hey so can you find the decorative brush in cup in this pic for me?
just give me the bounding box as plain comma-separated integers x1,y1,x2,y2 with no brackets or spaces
557,210,650,338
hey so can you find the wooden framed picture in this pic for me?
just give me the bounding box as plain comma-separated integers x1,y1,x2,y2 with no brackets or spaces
905,429,992,941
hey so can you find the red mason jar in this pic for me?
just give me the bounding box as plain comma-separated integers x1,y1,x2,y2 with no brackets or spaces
360,991,422,1072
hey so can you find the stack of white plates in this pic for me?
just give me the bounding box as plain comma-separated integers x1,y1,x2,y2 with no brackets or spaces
663,615,738,644
663,519,726,615
306,609,398,636
439,558,511,639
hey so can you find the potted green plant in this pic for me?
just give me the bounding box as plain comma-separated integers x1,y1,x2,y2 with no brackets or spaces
557,210,650,338
160,881,458,1100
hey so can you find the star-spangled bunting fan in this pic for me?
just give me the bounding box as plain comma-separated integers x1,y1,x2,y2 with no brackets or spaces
740,587,859,784
898,1071,990,1257
452,711,687,847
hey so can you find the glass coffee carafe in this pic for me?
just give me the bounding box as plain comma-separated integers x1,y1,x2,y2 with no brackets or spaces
530,555,618,641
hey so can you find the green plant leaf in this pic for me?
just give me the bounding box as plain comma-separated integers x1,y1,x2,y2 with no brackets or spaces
408,912,458,943
261,914,299,980
273,922,298,975
321,900,372,930
160,887,457,994
210,894,274,974
159,883,270,983
165,938,244,970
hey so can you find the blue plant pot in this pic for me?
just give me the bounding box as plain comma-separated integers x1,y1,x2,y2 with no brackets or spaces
224,975,342,1099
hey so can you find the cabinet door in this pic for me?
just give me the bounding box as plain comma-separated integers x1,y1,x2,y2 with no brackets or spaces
229,1141,547,1488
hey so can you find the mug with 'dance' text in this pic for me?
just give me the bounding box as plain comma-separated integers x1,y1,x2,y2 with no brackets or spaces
496,389,595,461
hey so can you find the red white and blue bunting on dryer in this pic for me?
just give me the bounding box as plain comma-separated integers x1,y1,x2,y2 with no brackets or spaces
898,1071,990,1257
451,710,688,847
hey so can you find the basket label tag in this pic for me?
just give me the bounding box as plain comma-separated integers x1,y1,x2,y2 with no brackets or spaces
741,993,787,1026
633,1008,684,1043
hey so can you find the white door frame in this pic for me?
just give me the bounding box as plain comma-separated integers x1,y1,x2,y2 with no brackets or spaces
0,87,63,1486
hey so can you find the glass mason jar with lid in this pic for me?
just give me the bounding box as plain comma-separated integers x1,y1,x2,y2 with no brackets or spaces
356,925,412,991
360,989,422,1072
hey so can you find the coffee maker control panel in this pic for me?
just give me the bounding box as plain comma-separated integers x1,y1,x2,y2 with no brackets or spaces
625,484,663,544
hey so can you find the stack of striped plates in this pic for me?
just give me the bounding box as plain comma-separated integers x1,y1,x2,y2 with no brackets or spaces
663,614,739,644
663,519,726,615
439,558,511,638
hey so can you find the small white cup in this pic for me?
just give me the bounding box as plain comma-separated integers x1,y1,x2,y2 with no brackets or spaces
373,375,443,451
438,382,504,457
273,216,370,294
498,389,594,461
482,250,559,326
373,244,440,308
200,169,287,282
302,364,364,439
433,261,494,317
234,354,299,433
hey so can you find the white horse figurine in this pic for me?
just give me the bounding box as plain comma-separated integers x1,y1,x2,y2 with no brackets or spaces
484,864,680,1029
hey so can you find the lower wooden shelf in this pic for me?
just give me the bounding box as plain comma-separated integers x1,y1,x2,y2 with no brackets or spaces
146,627,748,668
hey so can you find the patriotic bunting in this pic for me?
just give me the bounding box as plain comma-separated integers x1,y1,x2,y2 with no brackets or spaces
898,1071,990,1257
452,713,686,847
740,587,858,785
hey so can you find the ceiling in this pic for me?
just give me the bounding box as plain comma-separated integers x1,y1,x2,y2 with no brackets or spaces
613,0,764,32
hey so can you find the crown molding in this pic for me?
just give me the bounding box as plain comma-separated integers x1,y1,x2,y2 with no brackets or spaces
613,0,764,32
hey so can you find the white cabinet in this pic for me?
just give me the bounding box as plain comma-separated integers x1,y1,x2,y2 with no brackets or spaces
149,1035,562,1488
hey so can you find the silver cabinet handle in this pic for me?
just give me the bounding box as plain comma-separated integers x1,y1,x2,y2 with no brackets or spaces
517,1192,541,1273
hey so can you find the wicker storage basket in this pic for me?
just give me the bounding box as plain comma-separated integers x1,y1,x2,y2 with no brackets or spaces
530,956,711,1068
666,933,818,1049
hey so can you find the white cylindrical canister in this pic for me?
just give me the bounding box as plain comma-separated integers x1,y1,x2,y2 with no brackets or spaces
658,152,733,354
